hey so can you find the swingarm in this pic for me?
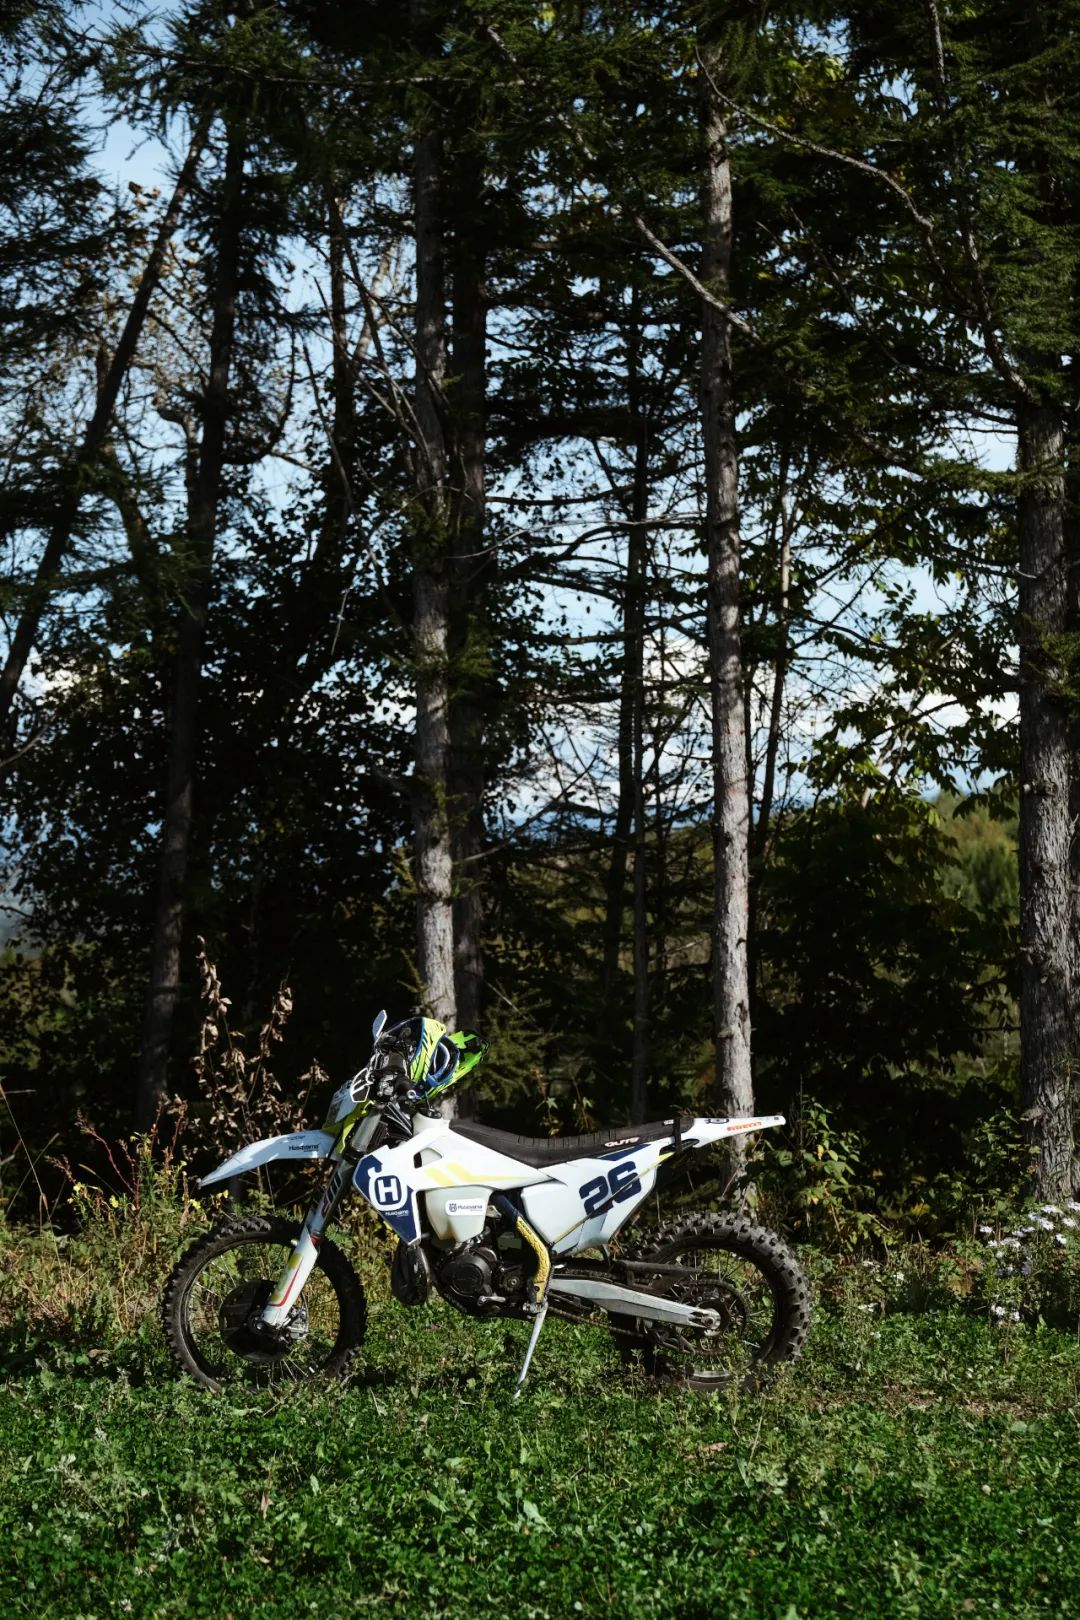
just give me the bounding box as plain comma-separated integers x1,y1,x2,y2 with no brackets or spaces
548,1276,721,1330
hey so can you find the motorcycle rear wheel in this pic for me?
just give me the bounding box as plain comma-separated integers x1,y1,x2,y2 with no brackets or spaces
163,1215,367,1392
614,1211,811,1391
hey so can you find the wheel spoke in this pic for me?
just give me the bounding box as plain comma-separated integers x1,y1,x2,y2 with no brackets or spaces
608,1219,809,1390
165,1220,363,1390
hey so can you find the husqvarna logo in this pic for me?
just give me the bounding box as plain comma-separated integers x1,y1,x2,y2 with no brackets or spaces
371,1174,406,1211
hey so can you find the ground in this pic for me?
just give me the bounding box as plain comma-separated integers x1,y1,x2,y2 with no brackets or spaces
1,1287,1078,1619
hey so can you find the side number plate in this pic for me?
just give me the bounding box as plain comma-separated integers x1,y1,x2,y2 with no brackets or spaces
578,1160,641,1216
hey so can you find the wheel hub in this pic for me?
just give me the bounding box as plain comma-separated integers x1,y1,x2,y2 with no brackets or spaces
218,1280,308,1364
647,1276,750,1355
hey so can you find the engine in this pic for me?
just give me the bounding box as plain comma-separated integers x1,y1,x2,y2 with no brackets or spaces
432,1222,530,1317
439,1245,498,1310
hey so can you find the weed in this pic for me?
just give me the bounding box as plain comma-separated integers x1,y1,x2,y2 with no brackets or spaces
964,1201,1080,1328
3,1134,1080,1615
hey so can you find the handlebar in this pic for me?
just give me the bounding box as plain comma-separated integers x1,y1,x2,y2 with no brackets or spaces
369,1042,415,1104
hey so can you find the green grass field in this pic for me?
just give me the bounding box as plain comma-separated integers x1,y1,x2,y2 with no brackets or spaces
2,1285,1078,1620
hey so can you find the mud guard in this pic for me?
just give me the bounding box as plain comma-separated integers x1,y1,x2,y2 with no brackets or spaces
198,1129,337,1189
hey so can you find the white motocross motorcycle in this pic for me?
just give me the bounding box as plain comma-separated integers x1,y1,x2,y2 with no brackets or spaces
163,1013,811,1395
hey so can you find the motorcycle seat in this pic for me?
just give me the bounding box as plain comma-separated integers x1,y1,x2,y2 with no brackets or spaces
447,1116,697,1169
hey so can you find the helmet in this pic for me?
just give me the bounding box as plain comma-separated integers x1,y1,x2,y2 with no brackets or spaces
383,1017,487,1102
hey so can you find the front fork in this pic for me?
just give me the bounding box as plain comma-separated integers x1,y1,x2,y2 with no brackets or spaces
254,1154,557,1397
258,1154,352,1331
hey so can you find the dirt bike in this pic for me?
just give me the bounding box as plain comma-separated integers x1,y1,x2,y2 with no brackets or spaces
163,1013,811,1395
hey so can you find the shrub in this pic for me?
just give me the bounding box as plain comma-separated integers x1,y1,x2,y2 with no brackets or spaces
966,1202,1080,1330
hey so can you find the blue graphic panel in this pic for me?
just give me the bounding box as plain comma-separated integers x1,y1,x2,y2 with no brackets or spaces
353,1153,420,1244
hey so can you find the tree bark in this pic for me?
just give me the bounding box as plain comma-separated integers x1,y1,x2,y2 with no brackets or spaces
599,283,651,1112
1066,375,1080,1198
137,126,246,1128
628,426,650,1124
699,51,753,1158
601,558,637,1005
448,145,488,1039
754,484,793,862
411,8,455,1028
0,116,209,749
1017,398,1075,1198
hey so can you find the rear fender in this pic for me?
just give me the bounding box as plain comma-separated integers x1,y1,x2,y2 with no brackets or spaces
690,1113,785,1147
198,1129,337,1189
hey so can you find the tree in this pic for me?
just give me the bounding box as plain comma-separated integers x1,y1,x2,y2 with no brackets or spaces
698,26,753,1147
0,4,109,756
0,119,207,751
137,117,247,1127
822,0,1080,1197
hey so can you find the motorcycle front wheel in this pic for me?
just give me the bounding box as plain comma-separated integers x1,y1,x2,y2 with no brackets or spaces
162,1215,367,1392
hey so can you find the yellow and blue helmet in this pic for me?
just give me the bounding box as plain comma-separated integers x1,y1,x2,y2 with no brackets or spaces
385,1017,487,1101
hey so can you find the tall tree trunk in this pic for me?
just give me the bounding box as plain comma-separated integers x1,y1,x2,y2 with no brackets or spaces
602,283,651,1107
411,7,455,1028
1066,373,1080,1199
278,191,361,717
137,127,246,1128
699,51,753,1159
448,146,488,1040
0,117,208,749
1018,398,1075,1198
628,429,650,1123
244,189,360,1016
924,0,1075,1199
754,481,793,862
601,591,637,1006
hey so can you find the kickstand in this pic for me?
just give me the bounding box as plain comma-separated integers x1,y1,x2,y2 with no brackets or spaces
511,1301,549,1401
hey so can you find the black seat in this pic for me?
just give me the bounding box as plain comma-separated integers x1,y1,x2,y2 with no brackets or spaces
447,1117,696,1169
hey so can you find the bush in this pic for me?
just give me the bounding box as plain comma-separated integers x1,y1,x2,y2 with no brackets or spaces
0,1122,218,1370
966,1202,1080,1330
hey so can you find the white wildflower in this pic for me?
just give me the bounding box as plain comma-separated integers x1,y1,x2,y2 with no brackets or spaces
990,1304,1007,1317
1055,1233,1067,1247
1009,1311,1021,1322
978,1225,994,1236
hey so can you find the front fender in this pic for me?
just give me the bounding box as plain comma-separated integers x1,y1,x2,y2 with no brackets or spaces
198,1128,337,1189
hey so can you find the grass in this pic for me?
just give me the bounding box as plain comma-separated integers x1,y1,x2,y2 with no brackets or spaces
2,1246,1080,1620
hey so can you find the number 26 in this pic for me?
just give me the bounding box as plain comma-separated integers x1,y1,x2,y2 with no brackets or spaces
579,1161,641,1216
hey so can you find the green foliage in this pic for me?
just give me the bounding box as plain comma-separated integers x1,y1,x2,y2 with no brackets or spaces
3,1203,1080,1616
753,791,1017,1219
965,1202,1080,1329
939,792,1020,924
744,1099,884,1249
0,1127,211,1365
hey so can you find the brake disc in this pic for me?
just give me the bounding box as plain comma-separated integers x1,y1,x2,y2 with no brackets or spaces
217,1280,309,1364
